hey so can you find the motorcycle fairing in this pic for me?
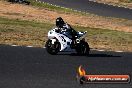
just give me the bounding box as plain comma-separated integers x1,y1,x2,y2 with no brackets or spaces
54,33,72,51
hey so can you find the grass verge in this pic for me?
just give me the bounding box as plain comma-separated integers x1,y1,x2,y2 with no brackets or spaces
0,17,132,51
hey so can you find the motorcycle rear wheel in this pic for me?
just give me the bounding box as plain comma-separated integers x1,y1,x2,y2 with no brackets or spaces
76,41,90,55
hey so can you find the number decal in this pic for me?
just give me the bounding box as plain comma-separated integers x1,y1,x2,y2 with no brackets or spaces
59,36,66,42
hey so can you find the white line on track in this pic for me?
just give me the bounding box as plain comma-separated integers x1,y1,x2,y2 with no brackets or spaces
11,45,19,47
115,51,123,52
97,50,105,51
26,46,33,47
37,0,132,10
9,44,125,52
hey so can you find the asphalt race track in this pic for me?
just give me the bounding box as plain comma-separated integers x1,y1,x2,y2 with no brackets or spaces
39,0,132,19
0,45,132,88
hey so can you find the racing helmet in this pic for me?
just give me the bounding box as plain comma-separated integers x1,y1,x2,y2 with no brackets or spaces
56,17,65,28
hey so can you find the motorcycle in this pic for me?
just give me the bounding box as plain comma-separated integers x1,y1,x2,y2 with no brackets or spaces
45,27,90,55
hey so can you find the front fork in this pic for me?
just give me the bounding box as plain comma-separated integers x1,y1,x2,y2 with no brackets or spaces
51,39,57,44
50,39,59,49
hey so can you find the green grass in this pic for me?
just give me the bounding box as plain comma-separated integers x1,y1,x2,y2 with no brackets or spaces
0,17,53,47
0,17,53,28
0,17,132,51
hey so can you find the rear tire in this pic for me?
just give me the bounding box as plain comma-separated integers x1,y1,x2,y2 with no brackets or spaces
76,41,90,55
45,39,60,55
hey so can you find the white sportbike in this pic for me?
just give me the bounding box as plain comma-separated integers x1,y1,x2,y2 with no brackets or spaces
45,27,90,55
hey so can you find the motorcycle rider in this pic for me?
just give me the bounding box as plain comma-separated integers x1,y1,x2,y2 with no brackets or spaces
55,17,78,40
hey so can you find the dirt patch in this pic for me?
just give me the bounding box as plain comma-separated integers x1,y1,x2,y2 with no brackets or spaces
0,1,132,33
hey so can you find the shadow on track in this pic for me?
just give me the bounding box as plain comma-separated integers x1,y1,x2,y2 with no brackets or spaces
58,53,121,57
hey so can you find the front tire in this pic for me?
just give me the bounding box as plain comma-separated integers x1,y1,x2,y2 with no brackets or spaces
45,39,60,55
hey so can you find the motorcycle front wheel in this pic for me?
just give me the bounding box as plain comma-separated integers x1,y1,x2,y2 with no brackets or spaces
45,39,60,55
